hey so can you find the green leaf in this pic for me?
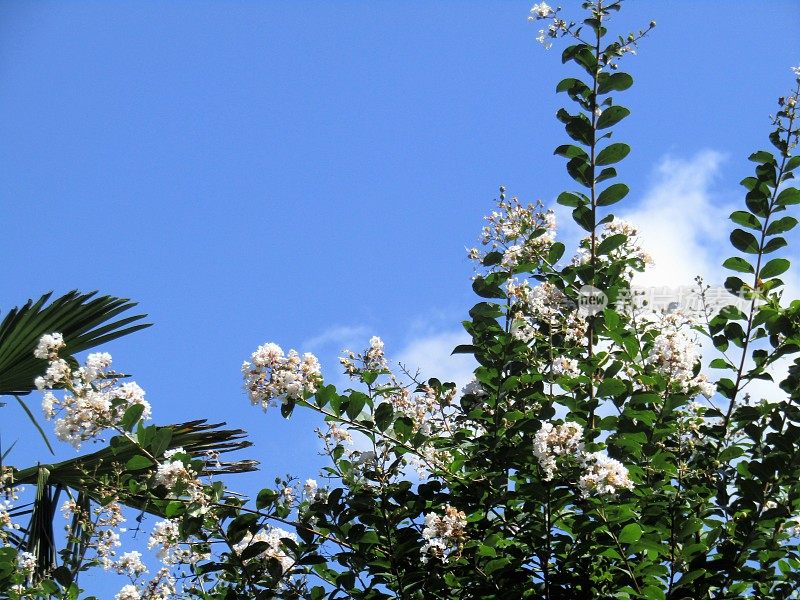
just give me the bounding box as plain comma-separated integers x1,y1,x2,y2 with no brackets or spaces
572,205,594,232
150,428,173,457
730,210,761,230
557,192,583,207
730,229,760,254
472,276,505,299
596,106,630,129
0,291,150,397
748,151,775,163
481,251,502,267
548,241,566,264
596,143,630,166
595,167,617,183
763,237,788,253
597,378,626,398
709,358,734,370
125,455,154,471
766,216,798,235
567,156,592,187
760,258,790,278
597,72,633,94
346,392,368,420
776,187,800,206
374,402,394,432
746,188,769,217
451,344,476,355
556,77,588,94
619,523,642,544
597,234,627,255
722,257,755,274
597,183,629,206
565,116,593,146
256,488,278,509
554,144,588,159
120,404,145,432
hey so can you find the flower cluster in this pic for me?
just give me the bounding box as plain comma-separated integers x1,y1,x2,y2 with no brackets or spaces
115,568,176,600
232,526,297,573
242,342,322,410
340,335,389,377
533,421,584,480
644,312,716,398
527,3,569,50
551,356,580,378
469,193,556,272
154,457,197,491
33,332,66,360
420,505,467,564
533,421,634,496
509,281,587,347
16,551,36,580
572,218,653,276
0,473,22,542
578,452,635,497
0,500,20,540
382,382,452,436
113,551,148,578
61,497,127,571
148,519,187,566
34,333,151,449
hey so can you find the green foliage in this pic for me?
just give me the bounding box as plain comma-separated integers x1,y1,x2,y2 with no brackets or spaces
3,2,800,599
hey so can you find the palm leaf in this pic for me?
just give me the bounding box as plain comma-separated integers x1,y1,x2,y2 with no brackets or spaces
14,420,258,516
0,290,150,397
13,420,258,582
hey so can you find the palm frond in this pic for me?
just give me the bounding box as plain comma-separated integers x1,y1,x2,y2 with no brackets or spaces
24,468,60,576
0,290,150,397
14,420,258,517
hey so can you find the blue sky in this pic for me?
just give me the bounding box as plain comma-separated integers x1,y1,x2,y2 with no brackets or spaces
1,0,799,594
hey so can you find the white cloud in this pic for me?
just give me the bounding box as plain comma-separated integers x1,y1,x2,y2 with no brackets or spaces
623,150,733,289
304,323,477,391
303,324,370,352
394,329,476,390
620,150,799,405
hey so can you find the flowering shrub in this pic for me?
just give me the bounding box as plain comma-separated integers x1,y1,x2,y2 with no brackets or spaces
2,1,800,598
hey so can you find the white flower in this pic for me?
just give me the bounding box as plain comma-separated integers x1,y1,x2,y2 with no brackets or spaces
16,551,36,577
528,2,554,20
791,66,800,77
114,551,148,577
536,29,552,49
85,352,112,378
154,460,195,489
233,527,297,573
148,519,182,564
37,349,151,449
34,332,65,360
115,584,141,600
303,479,318,498
533,422,584,480
579,452,634,497
41,392,57,419
142,568,175,600
243,343,322,410
551,356,580,378
421,505,467,564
